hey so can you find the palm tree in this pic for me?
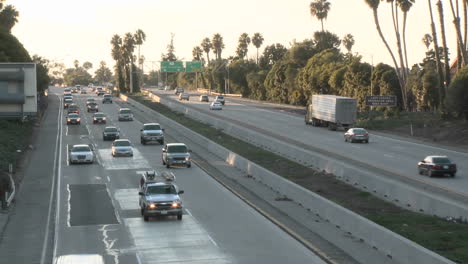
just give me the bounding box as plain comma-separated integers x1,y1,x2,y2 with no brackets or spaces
436,0,451,88
364,0,407,109
73,60,80,69
422,33,433,49
211,33,225,60
111,34,125,92
448,0,467,66
123,33,136,92
427,0,445,107
309,0,331,31
397,0,415,80
251,33,264,64
341,33,355,53
201,38,212,64
192,46,203,61
240,33,250,59
0,5,19,33
134,29,146,87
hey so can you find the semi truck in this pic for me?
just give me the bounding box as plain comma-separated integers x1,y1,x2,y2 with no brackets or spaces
305,94,357,130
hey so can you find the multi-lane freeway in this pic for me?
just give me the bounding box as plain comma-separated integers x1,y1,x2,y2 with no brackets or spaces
0,86,330,264
151,89,468,198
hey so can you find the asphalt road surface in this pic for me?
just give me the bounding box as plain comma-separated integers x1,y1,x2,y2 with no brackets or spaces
153,89,468,200
51,86,327,264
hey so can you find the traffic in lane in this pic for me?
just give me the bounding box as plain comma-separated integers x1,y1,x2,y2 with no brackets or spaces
53,86,328,264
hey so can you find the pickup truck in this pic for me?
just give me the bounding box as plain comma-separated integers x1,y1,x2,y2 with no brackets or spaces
138,170,184,221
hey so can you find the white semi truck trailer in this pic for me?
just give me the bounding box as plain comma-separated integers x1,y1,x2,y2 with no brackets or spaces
0,63,37,119
305,94,357,130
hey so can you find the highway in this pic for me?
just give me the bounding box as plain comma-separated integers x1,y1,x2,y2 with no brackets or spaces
150,89,468,200
51,87,328,263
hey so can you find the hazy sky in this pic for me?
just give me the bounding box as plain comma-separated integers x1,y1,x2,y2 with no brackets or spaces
8,0,462,72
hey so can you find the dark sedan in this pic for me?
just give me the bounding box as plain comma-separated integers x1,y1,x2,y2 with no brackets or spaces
418,156,457,177
103,126,120,141
92,112,107,124
344,128,369,143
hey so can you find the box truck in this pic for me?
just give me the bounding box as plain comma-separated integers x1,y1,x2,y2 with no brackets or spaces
305,95,357,130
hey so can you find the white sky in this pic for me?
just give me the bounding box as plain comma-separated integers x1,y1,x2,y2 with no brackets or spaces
7,0,463,73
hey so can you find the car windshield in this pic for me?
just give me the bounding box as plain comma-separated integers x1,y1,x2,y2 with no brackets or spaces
87,99,95,102
104,95,111,98
120,109,131,114
433,157,451,163
217,96,224,99
65,99,72,102
353,129,367,135
167,145,187,153
68,114,78,118
114,141,131,147
72,146,90,152
94,113,105,117
144,125,161,130
147,185,177,195
89,103,97,106
105,127,118,132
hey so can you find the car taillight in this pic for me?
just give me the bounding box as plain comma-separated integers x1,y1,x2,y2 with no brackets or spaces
433,165,441,169
365,133,369,136
450,164,457,169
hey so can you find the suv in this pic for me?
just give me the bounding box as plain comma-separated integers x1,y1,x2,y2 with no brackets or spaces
140,123,164,145
102,94,112,103
118,108,134,121
178,93,189,101
174,87,184,95
138,171,184,221
199,95,209,102
96,87,105,96
67,104,80,114
215,95,225,105
87,102,98,112
162,143,191,168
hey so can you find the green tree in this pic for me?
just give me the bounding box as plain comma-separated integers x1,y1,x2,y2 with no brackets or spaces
83,61,93,71
162,33,177,61
192,46,203,61
427,0,444,107
0,4,19,33
211,33,225,60
342,33,355,53
422,33,433,49
235,33,250,60
94,61,112,84
201,38,211,64
32,55,50,94
251,33,264,64
446,65,468,119
259,43,287,69
111,34,125,92
134,29,146,86
313,31,340,52
246,70,268,100
309,0,331,31
436,0,451,88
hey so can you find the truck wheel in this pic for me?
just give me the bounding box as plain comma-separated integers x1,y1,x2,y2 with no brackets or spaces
450,173,455,178
141,139,145,145
158,140,164,145
144,215,149,221
344,137,347,142
177,213,182,220
166,163,170,168
428,170,434,178
187,164,191,168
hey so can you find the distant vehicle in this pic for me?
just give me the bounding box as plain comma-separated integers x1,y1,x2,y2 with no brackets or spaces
138,170,184,221
118,108,133,121
80,89,87,94
418,156,457,177
164,86,171,91
69,144,94,164
102,126,120,141
305,95,357,131
71,87,78,93
54,254,104,264
209,101,222,110
66,113,80,125
102,94,112,103
87,102,98,112
63,93,73,99
96,88,105,96
214,95,225,105
199,95,209,102
174,87,184,95
112,139,133,157
344,128,369,143
88,83,94,88
140,123,164,145
63,98,73,108
86,98,96,105
162,143,191,168
64,88,71,93
67,104,80,114
92,112,107,124
178,93,189,101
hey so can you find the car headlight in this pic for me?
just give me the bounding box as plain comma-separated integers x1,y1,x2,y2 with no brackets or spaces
103,117,106,120
77,118,80,121
171,202,180,208
148,203,157,209
93,118,97,120
67,119,71,121
185,157,190,161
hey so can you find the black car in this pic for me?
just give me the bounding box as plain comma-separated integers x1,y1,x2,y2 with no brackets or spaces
87,102,99,112
103,126,120,141
92,112,107,124
417,156,457,177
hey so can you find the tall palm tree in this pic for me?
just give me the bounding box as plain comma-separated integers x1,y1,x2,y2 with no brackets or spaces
364,0,407,109
192,46,203,61
309,0,331,31
251,33,264,64
397,0,415,80
134,29,146,72
111,34,125,92
201,38,212,64
0,5,19,33
240,33,250,60
427,0,444,107
422,33,433,49
123,33,136,92
448,0,467,66
436,0,451,88
341,33,355,53
211,33,225,60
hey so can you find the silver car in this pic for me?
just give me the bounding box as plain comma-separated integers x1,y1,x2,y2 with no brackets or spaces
209,101,222,110
118,108,134,121
140,123,164,145
112,139,134,157
162,143,191,168
69,144,94,164
344,128,369,143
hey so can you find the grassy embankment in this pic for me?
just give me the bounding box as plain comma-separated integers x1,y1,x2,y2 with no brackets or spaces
130,93,468,263
0,120,34,173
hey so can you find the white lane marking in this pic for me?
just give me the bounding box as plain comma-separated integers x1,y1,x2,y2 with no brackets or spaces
107,176,111,182
40,95,62,264
66,184,71,227
136,253,143,264
384,154,393,158
53,96,65,259
66,144,69,166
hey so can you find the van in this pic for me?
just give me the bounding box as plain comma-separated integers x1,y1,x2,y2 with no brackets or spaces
54,254,104,264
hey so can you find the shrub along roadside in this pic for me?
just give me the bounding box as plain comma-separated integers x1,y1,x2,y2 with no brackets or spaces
130,93,468,263
0,120,34,173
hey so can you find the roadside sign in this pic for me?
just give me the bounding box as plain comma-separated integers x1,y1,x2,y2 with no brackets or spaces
185,61,203,72
161,61,184,72
365,95,397,107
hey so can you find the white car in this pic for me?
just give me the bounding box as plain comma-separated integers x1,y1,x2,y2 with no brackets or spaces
209,101,223,110
69,144,94,164
118,108,134,121
112,139,134,157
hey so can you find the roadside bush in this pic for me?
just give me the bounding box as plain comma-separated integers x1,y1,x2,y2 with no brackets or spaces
445,66,468,119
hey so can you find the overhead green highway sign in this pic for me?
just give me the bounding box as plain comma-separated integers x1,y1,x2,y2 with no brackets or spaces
161,61,184,72
185,61,203,72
